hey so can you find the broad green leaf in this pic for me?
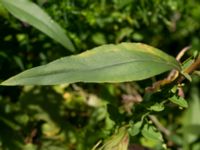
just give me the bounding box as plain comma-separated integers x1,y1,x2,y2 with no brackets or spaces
1,43,181,86
0,0,75,52
169,95,188,108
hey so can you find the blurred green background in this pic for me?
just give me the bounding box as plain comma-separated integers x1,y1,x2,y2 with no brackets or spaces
0,0,200,149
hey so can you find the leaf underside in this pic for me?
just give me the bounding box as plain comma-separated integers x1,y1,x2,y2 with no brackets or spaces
1,43,181,86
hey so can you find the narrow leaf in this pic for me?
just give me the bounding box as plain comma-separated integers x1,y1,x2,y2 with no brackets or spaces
1,43,181,86
0,0,75,51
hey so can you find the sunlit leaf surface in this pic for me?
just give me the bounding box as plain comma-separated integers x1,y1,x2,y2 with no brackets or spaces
1,43,181,85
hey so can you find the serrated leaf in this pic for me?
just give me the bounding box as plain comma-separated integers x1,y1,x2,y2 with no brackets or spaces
0,0,75,51
141,124,163,142
1,43,181,86
169,95,188,108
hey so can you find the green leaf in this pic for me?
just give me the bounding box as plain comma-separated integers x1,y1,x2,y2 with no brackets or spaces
169,95,188,108
141,124,163,142
0,0,75,52
1,43,181,85
148,103,165,112
128,121,143,136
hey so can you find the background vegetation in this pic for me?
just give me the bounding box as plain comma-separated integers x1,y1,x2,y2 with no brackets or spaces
0,0,200,149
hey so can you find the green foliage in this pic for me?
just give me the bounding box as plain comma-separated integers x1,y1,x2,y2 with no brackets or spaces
0,0,75,51
169,95,188,108
1,43,180,85
0,0,200,150
141,124,163,142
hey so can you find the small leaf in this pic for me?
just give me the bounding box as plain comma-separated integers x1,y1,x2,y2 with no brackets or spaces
1,43,181,86
169,95,188,108
141,124,163,142
148,103,165,112
128,121,143,136
0,0,75,51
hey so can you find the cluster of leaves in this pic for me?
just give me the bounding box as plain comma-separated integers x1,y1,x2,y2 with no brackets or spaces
0,0,200,150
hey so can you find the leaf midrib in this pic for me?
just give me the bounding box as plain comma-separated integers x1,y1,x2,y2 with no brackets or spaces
13,58,179,79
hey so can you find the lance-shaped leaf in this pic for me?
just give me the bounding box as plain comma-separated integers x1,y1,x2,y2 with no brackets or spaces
0,0,75,52
1,43,181,86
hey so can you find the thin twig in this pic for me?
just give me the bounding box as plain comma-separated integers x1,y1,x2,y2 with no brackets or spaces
148,115,171,137
176,46,191,61
168,46,191,81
